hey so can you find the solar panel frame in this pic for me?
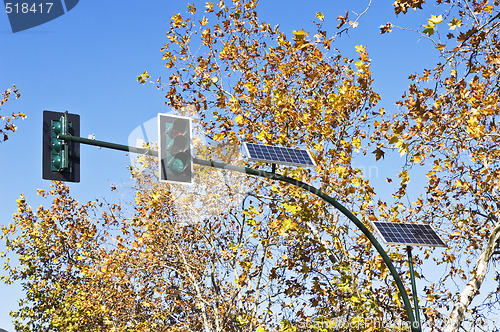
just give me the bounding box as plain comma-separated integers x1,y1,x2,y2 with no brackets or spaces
372,222,447,248
243,142,317,168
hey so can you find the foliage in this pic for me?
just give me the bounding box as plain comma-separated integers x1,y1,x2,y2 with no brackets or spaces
4,0,500,331
375,0,500,330
0,85,24,142
1,1,413,331
154,0,408,328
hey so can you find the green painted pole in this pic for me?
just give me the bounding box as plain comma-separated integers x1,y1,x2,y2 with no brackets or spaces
407,246,422,331
57,134,158,156
57,133,420,331
194,158,420,332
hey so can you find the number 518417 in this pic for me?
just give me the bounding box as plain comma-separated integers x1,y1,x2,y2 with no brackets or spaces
5,2,53,14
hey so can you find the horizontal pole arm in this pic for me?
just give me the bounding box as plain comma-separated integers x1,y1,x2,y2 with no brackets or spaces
58,134,158,156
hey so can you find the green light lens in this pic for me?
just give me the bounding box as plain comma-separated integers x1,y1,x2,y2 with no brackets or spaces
171,158,185,174
52,156,62,170
52,138,63,152
52,121,62,135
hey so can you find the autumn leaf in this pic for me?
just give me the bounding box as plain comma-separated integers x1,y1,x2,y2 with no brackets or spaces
292,29,308,41
429,14,443,25
1,85,24,142
379,22,393,34
373,147,385,160
352,136,361,152
336,11,348,29
448,17,462,30
200,16,209,26
171,13,184,28
398,170,410,184
137,70,150,84
423,24,435,36
234,114,244,125
205,2,214,12
423,15,443,36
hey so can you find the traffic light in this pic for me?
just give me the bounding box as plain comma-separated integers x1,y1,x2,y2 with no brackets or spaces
51,114,68,171
42,110,80,182
158,114,193,184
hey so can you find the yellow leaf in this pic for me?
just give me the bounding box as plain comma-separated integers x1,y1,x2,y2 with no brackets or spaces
283,203,300,214
355,45,365,53
171,13,183,28
448,17,462,30
256,130,268,142
423,25,435,36
213,133,224,141
137,70,150,84
395,139,409,156
429,14,443,25
229,241,238,251
484,5,494,13
398,170,410,184
352,137,361,152
316,12,324,21
292,29,308,41
235,115,244,125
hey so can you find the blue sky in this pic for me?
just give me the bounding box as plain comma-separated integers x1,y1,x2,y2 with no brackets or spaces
0,0,463,330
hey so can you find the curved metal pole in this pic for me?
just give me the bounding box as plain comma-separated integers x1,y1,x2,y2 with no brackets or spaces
194,158,420,332
55,133,419,331
407,246,422,329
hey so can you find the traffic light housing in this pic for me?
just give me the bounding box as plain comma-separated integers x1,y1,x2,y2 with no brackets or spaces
42,110,80,182
158,114,192,184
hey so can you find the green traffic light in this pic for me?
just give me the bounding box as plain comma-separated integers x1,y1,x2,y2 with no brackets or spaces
159,114,192,184
42,110,80,182
50,116,69,172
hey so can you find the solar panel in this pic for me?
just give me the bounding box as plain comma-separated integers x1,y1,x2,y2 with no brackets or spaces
372,222,446,247
243,142,316,167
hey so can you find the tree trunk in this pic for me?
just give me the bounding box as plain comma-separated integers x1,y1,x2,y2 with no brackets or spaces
443,221,500,332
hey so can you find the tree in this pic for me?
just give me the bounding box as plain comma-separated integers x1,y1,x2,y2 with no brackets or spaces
6,0,500,331
2,1,414,331
0,85,24,142
142,0,411,328
374,0,500,331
